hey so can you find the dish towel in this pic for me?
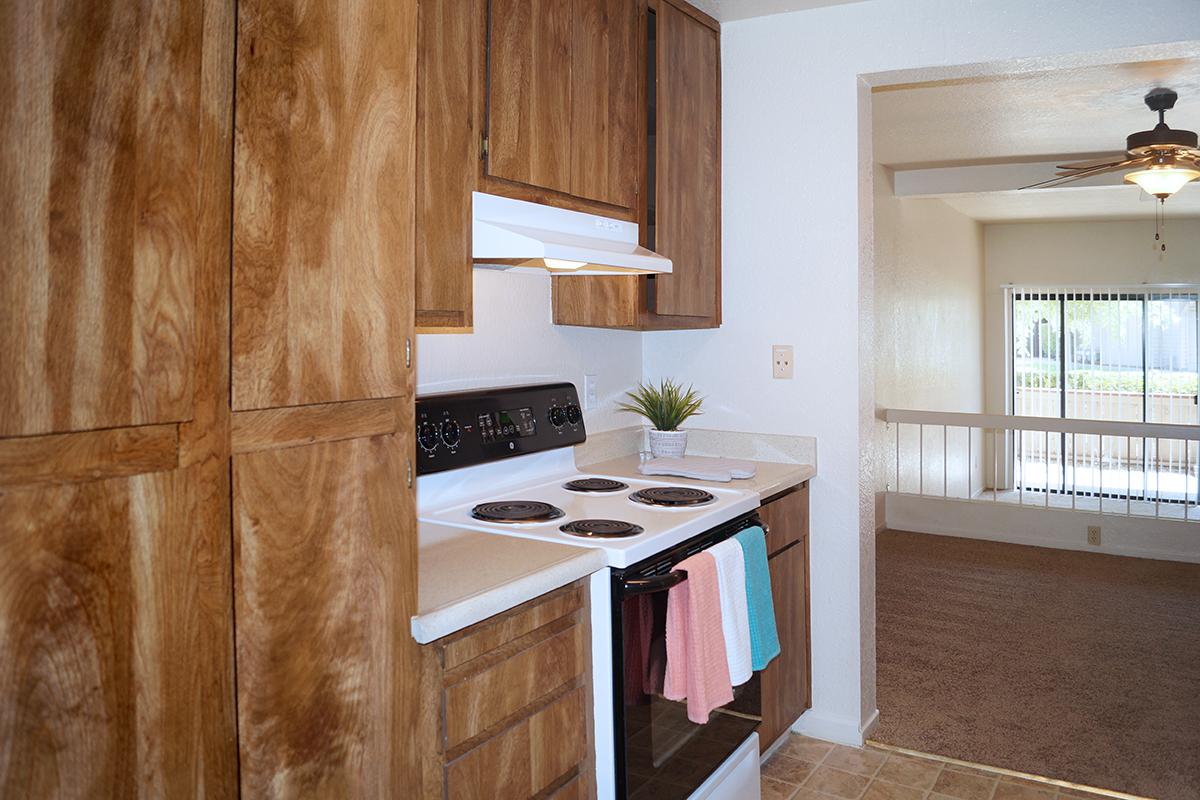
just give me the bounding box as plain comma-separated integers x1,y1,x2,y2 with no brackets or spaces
734,526,781,670
708,539,753,686
638,456,758,483
663,552,734,723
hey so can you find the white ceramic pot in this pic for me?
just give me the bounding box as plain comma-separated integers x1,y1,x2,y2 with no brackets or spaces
648,429,688,459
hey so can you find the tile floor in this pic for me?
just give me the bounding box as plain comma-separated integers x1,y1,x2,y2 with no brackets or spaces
761,736,1120,800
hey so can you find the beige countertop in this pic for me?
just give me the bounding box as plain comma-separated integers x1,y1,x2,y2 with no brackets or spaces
583,455,815,499
412,522,606,644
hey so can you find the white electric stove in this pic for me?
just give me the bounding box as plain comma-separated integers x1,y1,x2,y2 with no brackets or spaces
415,383,764,800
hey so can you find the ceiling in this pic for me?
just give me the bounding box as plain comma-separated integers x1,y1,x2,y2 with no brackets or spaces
874,58,1200,221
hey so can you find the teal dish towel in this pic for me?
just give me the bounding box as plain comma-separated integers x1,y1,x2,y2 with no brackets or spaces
734,526,780,670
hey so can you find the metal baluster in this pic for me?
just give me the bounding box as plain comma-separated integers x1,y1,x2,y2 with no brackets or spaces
967,426,972,500
919,424,924,496
993,428,999,503
1126,435,1132,516
1018,428,1024,506
895,422,900,494
1044,429,1050,507
1071,432,1077,510
1156,437,1162,518
943,426,948,498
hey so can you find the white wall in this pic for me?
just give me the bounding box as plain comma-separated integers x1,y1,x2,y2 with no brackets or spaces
873,168,986,524
983,219,1200,417
641,0,1200,743
417,270,643,432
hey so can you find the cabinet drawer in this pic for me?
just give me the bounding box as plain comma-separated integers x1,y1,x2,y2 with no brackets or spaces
446,686,588,799
760,483,809,556
444,622,586,749
443,584,583,670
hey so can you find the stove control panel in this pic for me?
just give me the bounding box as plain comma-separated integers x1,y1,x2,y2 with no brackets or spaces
415,382,586,475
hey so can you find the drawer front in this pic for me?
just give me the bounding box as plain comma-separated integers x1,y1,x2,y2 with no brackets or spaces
443,584,583,670
446,687,587,800
760,483,809,556
444,622,586,749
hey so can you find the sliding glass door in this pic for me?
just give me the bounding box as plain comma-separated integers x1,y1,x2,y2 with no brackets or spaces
1011,287,1199,502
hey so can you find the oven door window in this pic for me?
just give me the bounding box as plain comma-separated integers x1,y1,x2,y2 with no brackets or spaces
619,591,760,799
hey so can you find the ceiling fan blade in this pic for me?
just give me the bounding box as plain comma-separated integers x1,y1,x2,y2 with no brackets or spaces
1021,156,1155,190
1055,154,1128,171
1054,160,1128,175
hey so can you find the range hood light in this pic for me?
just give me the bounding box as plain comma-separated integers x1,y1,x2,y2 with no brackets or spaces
544,258,588,271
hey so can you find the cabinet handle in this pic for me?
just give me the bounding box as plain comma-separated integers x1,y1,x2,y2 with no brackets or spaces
406,459,413,489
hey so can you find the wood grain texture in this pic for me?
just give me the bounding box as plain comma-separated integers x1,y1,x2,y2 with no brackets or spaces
416,0,482,332
444,687,586,800
0,0,202,437
487,0,573,195
0,466,236,799
233,431,420,798
233,0,416,410
442,583,583,671
0,425,178,488
569,0,638,208
760,537,811,753
552,275,642,329
231,398,399,454
653,0,720,319
760,483,809,557
444,622,585,750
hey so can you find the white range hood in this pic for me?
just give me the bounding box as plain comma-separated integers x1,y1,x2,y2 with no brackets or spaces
471,191,672,276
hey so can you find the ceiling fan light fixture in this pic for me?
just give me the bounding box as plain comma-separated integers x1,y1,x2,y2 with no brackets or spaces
1123,158,1200,199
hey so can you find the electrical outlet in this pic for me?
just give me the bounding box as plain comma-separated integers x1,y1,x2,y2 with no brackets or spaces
583,374,598,411
772,345,794,379
1087,525,1101,546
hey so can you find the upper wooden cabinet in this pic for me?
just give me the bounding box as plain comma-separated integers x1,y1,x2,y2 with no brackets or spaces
416,0,641,332
232,0,415,409
0,0,204,437
487,0,639,209
553,0,721,330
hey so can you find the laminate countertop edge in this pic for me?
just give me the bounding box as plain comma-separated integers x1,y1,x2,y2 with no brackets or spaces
412,523,608,645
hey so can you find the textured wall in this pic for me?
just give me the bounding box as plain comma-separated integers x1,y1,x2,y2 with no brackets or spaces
417,270,643,432
642,0,1200,743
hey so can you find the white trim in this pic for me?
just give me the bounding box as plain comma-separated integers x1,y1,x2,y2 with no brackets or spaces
791,709,868,747
885,493,1200,564
860,708,880,740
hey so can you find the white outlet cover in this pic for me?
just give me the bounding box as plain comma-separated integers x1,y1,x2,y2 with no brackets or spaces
772,345,794,379
583,374,598,410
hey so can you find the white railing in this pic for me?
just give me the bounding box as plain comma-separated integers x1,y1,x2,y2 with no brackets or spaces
884,408,1200,522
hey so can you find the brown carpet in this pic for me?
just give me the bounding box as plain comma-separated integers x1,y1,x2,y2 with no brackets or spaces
874,530,1200,800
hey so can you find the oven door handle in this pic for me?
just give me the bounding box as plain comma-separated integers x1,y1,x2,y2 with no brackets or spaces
622,570,686,595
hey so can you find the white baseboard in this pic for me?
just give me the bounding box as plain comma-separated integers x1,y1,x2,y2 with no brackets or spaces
791,708,878,747
885,493,1200,564
860,707,880,740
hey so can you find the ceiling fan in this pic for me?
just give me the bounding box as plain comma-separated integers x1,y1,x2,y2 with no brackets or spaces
1021,88,1200,200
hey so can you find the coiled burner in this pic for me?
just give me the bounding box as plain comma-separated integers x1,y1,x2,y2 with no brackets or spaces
629,486,716,507
471,500,565,523
559,519,645,538
562,477,629,493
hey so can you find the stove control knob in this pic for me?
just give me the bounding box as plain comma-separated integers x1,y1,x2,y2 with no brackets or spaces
440,418,462,449
548,406,567,428
418,421,440,453
565,403,582,425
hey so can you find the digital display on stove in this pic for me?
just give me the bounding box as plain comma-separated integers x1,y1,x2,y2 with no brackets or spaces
477,407,536,443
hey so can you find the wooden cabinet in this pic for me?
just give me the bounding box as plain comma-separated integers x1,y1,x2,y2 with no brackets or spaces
232,0,415,410
553,0,721,330
0,1,238,796
419,582,595,799
415,0,640,333
758,484,812,752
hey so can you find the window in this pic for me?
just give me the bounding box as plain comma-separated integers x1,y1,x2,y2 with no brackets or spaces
1010,287,1199,501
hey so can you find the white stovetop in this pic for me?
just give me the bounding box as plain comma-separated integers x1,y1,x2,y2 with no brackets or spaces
419,469,759,569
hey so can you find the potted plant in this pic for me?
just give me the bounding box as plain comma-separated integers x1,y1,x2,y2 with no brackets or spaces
617,379,704,459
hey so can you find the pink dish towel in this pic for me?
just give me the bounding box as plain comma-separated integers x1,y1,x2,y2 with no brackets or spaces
663,552,734,723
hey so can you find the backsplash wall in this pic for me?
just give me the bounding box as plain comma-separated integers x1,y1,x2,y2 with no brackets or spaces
416,270,643,432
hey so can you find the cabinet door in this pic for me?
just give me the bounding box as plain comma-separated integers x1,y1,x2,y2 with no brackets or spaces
233,0,415,410
760,539,810,752
569,0,639,208
487,0,573,195
653,0,720,319
0,0,203,437
233,430,420,798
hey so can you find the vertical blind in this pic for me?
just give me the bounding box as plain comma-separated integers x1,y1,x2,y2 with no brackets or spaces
1008,285,1200,501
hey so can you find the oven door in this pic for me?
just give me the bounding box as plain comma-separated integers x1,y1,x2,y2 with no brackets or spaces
613,534,762,799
